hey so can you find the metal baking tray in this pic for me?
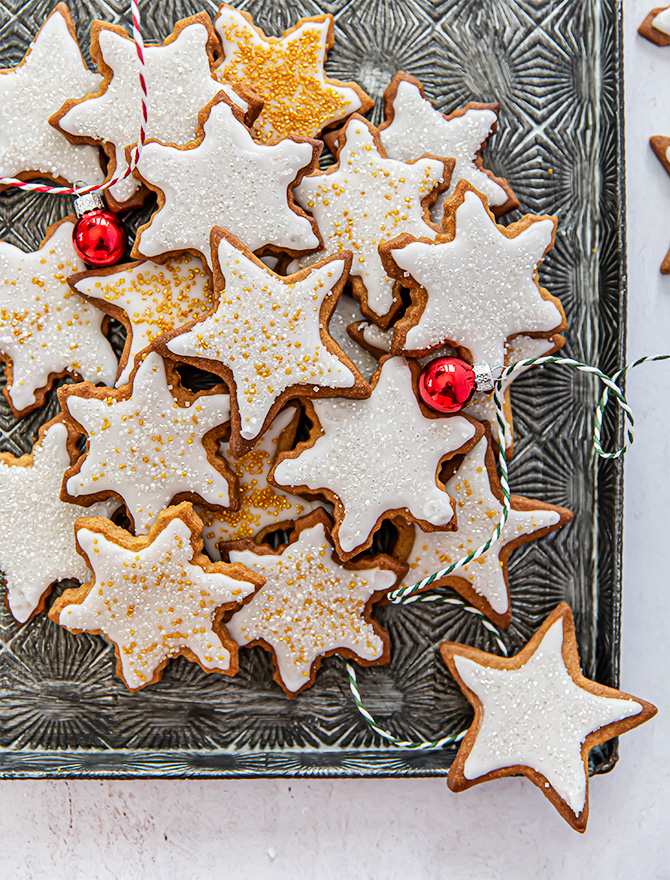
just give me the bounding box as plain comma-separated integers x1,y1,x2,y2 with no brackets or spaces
0,0,626,778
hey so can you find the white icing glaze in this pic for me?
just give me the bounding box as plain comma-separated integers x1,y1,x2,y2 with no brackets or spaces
0,220,117,412
327,295,379,379
652,7,670,34
289,118,446,319
454,617,643,814
273,356,477,555
63,351,232,534
134,98,319,266
391,190,562,366
0,7,103,186
57,511,258,689
361,322,393,352
167,237,357,443
0,422,116,624
406,438,561,614
58,20,242,205
227,520,394,692
72,253,214,386
215,7,363,143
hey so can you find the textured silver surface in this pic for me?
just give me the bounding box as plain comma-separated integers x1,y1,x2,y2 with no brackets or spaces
0,0,626,778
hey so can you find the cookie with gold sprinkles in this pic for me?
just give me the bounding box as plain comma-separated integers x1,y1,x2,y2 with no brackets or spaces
49,502,264,691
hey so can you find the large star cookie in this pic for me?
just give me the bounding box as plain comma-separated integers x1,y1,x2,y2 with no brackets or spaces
651,136,670,273
441,604,657,832
49,503,264,691
54,13,246,210
379,72,518,220
0,418,116,624
289,115,451,326
132,93,320,268
639,6,670,45
225,510,404,697
69,252,214,386
0,4,103,189
271,356,482,560
403,433,572,626
59,351,236,535
213,5,371,144
158,230,369,456
381,183,566,367
0,217,117,417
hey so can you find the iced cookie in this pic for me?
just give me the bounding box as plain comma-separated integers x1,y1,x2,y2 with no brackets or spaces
0,217,117,417
651,135,670,273
224,510,404,697
441,603,657,831
639,6,670,45
49,502,264,691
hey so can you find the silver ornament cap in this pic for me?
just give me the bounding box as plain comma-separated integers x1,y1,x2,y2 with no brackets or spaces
472,362,495,392
73,191,105,217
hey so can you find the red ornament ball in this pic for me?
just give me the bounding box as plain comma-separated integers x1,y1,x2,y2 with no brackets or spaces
419,357,476,413
72,209,127,267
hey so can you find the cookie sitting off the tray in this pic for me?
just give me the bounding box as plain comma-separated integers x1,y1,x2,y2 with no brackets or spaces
650,136,670,273
639,6,670,46
441,604,657,832
49,503,264,691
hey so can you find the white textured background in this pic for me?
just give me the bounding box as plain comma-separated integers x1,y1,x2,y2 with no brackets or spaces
1,1,669,877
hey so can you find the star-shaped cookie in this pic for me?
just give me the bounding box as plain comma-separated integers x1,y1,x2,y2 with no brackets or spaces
0,418,117,624
213,5,372,144
441,604,657,831
0,4,103,189
639,6,670,45
69,252,214,386
404,433,572,626
49,502,264,691
131,93,321,268
59,351,236,535
379,72,518,219
271,355,482,560
381,182,566,366
651,136,670,273
0,217,117,417
225,510,404,697
288,115,451,327
157,230,369,456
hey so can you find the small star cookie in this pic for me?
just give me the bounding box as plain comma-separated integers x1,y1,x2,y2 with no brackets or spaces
225,510,404,697
0,217,117,417
639,6,670,45
651,136,670,273
213,5,372,144
271,355,482,560
59,351,236,535
49,502,264,691
441,604,657,832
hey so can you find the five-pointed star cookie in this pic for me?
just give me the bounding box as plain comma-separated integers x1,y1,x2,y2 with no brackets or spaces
54,13,247,210
49,502,264,691
0,4,103,189
403,433,572,627
0,217,118,417
213,5,372,144
225,510,404,697
59,351,236,535
0,418,117,624
651,136,670,273
271,355,482,560
288,115,451,327
441,604,657,832
639,5,670,45
69,252,214,386
381,183,566,366
131,93,321,268
158,230,369,456
379,72,518,220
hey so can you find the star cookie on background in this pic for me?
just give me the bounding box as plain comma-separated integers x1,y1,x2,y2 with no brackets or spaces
441,603,657,832
0,217,117,417
49,502,264,691
650,135,670,273
0,4,103,189
288,115,451,326
225,510,404,697
59,351,236,535
639,6,670,45
213,5,372,144
271,356,482,560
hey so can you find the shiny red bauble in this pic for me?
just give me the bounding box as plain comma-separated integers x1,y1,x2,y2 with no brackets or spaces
418,356,476,413
72,209,127,267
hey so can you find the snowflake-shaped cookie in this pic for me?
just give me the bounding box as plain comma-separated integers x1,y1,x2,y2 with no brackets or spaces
0,217,117,416
49,503,264,691
639,6,670,45
651,136,670,273
225,511,403,696
59,351,236,535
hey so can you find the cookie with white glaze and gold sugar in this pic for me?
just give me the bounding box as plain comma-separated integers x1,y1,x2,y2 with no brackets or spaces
639,6,670,45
